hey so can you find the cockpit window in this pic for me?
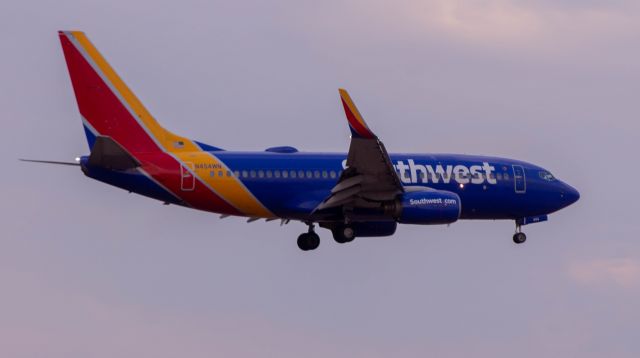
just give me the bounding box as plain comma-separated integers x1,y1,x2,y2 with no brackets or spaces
539,171,556,181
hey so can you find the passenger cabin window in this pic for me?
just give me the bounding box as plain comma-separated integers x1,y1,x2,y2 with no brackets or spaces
234,168,349,180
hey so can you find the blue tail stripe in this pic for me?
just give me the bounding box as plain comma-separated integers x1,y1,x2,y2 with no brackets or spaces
83,124,97,149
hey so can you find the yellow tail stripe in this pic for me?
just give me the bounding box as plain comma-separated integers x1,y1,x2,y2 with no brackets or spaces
71,31,273,217
71,31,184,150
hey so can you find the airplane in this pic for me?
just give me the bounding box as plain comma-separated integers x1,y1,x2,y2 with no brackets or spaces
22,31,580,251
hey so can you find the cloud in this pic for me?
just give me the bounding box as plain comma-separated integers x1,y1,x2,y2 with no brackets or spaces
373,0,640,47
568,258,640,288
424,0,543,42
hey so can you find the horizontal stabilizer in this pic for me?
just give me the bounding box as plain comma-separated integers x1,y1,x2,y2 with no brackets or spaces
88,136,140,170
20,159,80,166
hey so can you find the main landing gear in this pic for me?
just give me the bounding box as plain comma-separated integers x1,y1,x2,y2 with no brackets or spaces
513,224,527,244
296,224,357,251
332,225,355,244
297,224,320,251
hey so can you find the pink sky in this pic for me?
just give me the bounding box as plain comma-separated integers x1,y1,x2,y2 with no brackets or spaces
1,0,639,357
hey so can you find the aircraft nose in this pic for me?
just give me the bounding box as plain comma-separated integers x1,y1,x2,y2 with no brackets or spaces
560,182,580,207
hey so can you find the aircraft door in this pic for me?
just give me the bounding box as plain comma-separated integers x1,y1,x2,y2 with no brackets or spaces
512,165,526,193
181,162,196,191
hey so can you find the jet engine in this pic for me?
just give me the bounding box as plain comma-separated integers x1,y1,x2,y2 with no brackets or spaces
392,190,461,225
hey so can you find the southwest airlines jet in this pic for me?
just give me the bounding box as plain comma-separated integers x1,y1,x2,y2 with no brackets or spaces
23,31,580,251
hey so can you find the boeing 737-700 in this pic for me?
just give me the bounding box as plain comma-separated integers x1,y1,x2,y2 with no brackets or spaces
22,31,580,251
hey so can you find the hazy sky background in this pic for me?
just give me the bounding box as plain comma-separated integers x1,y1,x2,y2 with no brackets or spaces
1,0,639,357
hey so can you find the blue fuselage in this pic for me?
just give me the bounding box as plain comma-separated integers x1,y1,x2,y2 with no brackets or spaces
83,151,580,222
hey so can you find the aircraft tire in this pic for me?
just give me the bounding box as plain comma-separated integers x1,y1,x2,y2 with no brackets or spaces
513,232,527,244
332,226,355,244
297,232,320,251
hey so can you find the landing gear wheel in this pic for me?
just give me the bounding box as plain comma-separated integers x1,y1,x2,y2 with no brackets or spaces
513,232,527,244
332,226,355,244
297,232,320,251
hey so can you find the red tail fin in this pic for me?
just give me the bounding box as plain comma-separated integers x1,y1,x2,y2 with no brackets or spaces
59,31,193,153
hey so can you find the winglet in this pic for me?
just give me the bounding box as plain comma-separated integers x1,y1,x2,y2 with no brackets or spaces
339,89,376,139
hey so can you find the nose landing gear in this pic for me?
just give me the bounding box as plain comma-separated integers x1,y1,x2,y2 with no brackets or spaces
297,224,320,251
513,224,527,244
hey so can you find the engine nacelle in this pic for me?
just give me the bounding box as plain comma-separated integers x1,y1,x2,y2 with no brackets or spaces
350,221,397,237
395,190,461,225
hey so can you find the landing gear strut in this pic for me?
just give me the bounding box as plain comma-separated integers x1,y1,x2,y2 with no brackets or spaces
513,224,527,244
297,224,320,251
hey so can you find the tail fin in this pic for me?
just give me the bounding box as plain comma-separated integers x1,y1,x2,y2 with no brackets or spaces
59,31,197,153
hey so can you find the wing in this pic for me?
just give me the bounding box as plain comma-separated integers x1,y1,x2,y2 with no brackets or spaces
315,89,403,215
